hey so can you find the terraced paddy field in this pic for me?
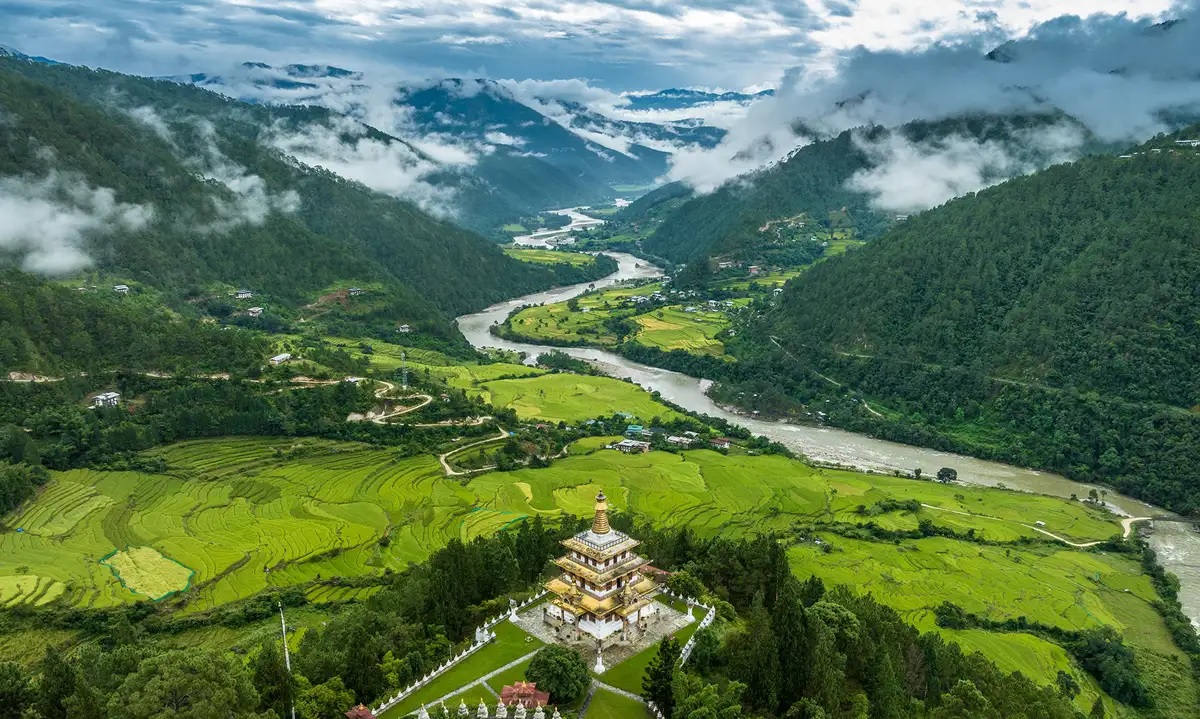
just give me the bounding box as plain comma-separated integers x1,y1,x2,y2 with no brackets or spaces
503,248,597,266
0,437,1125,612
632,307,730,357
2,436,1187,712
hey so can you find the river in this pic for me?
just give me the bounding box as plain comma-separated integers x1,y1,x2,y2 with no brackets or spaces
470,225,1200,629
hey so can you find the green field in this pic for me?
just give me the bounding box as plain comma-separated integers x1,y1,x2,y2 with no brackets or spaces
2,432,1186,712
504,282,741,357
503,248,597,267
0,437,1119,612
475,375,683,424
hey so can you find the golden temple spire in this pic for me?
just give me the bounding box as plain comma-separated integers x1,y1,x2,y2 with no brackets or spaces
592,490,610,534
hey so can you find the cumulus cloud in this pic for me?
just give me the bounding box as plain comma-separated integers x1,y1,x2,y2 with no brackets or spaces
265,115,461,216
845,122,1087,213
0,170,154,275
669,5,1200,201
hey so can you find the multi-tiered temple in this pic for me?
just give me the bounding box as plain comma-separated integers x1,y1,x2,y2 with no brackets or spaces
543,491,659,650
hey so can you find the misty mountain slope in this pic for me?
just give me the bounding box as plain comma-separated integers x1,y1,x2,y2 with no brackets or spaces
179,65,714,225
645,113,1092,266
0,57,571,318
624,88,774,112
400,79,667,188
766,147,1200,408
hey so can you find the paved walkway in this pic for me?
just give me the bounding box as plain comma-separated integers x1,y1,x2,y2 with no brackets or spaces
512,602,692,669
412,649,541,714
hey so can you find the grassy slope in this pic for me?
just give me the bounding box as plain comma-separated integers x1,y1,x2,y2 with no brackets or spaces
475,375,684,424
503,248,597,267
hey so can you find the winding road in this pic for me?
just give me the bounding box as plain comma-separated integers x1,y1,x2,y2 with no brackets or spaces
919,503,1151,548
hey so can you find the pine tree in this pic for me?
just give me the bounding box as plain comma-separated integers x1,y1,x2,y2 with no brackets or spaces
643,636,681,717
804,618,845,715
37,647,77,719
730,603,780,711
1089,697,1106,718
773,578,808,711
251,638,296,719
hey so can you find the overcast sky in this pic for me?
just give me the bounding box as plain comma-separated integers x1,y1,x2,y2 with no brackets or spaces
0,0,1187,90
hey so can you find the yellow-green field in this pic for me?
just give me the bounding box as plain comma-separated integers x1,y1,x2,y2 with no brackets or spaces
502,248,596,267
633,307,730,356
0,437,1120,612
505,282,740,358
101,546,193,600
2,434,1188,713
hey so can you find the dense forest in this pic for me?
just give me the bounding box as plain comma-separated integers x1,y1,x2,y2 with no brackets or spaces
725,142,1200,515
644,113,1093,270
0,271,268,375
0,58,601,322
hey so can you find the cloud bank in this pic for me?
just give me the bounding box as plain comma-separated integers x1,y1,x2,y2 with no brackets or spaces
670,5,1200,202
0,170,154,274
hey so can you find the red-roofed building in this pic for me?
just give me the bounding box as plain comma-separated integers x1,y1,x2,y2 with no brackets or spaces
345,704,377,719
500,681,551,709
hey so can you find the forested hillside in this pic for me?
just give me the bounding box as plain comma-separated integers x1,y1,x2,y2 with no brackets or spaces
0,57,582,318
0,271,267,375
736,144,1200,514
645,113,1091,267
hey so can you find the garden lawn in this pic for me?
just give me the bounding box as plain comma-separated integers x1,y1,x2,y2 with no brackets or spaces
379,622,542,719
600,615,701,695
585,689,650,719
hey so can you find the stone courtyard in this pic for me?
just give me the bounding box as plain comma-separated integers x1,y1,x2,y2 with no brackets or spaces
512,598,694,670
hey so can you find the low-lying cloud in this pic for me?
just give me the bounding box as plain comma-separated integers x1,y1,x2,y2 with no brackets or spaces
669,6,1200,204
266,116,460,217
0,170,154,275
845,122,1087,213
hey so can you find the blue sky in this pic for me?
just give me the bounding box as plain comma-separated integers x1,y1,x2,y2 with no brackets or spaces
0,1,1184,90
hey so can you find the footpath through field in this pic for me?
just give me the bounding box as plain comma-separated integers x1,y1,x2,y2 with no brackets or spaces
919,503,1150,547
439,428,511,476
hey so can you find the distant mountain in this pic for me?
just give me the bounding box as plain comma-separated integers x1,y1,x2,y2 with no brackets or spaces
0,55,595,343
624,88,774,112
172,65,732,226
398,78,671,188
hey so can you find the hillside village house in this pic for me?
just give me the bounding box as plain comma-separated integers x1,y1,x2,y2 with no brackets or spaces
92,392,120,408
398,324,412,333
613,439,651,454
235,289,254,299
247,307,264,318
710,437,733,450
269,353,291,366
748,265,761,275
113,284,130,294
666,435,693,447
348,287,365,297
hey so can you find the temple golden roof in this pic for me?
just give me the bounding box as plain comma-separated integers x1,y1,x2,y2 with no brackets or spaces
545,575,657,619
553,555,648,586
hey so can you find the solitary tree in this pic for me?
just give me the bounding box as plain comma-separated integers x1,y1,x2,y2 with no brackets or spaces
526,646,589,705
643,636,681,717
936,467,958,484
1055,670,1080,700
